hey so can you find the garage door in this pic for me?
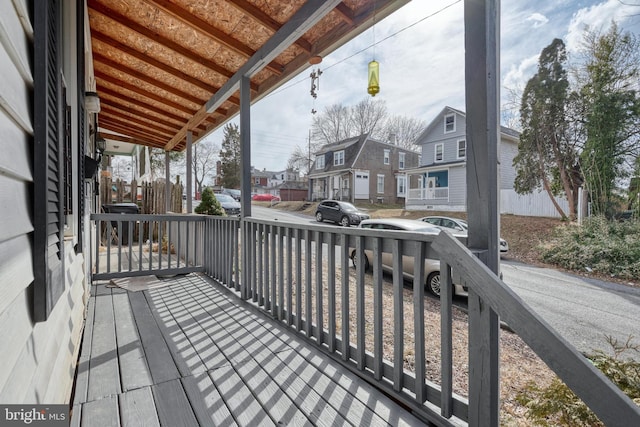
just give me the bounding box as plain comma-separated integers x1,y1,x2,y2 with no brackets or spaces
354,172,369,199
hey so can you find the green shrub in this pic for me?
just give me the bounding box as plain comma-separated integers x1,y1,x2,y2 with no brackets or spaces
517,336,640,426
541,216,640,280
194,187,225,216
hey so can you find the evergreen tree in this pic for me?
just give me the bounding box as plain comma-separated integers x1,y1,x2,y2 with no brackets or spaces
219,123,241,189
576,23,640,217
194,187,225,215
514,38,581,220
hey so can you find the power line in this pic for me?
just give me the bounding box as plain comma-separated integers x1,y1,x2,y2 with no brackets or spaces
264,0,462,99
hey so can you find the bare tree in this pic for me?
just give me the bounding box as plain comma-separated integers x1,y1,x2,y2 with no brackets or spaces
311,103,352,145
193,140,220,195
287,145,312,175
380,115,426,151
350,98,388,139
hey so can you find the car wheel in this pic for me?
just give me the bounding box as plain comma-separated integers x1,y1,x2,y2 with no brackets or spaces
426,272,442,297
351,251,370,271
340,216,351,227
315,212,323,222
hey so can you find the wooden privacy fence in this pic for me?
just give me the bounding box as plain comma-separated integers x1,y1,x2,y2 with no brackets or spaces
100,176,183,213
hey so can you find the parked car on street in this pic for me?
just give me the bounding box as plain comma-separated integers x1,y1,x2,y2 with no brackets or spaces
214,193,241,216
418,216,509,253
221,188,241,201
315,200,370,227
351,218,467,297
252,193,279,201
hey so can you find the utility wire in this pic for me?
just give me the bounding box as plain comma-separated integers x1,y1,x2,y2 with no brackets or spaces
264,0,462,99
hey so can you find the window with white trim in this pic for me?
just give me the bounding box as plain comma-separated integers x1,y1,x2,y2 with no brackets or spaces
444,114,455,133
457,139,466,159
435,143,444,162
377,174,385,193
334,150,345,166
315,154,325,169
383,149,390,165
397,175,406,196
399,152,405,169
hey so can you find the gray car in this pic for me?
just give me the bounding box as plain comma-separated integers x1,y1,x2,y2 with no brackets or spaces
315,200,370,227
214,193,241,216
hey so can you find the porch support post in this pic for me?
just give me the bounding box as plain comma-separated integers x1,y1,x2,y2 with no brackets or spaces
186,131,193,213
239,74,251,301
464,0,500,425
165,151,171,213
240,75,251,218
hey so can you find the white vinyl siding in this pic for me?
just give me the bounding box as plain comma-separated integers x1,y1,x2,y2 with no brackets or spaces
377,175,385,193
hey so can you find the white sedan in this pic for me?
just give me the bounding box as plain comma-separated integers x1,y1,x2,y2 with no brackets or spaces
418,216,509,253
350,218,467,297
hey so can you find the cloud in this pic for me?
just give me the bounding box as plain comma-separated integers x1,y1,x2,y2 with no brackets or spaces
503,54,539,91
565,0,640,52
526,13,550,28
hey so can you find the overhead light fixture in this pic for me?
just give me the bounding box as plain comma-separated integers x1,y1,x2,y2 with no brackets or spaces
85,91,101,113
96,135,106,153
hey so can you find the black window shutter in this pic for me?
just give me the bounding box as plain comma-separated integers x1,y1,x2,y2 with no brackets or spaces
33,0,65,322
76,0,86,253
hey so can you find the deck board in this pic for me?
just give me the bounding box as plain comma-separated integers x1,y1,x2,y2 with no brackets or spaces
72,272,424,427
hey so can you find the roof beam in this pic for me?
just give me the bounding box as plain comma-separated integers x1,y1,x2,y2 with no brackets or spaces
165,0,343,151
143,0,284,75
334,3,355,25
226,0,313,53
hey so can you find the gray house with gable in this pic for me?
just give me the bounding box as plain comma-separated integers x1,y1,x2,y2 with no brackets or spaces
405,106,520,211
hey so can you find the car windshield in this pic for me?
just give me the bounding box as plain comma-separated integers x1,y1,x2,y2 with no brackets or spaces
225,189,240,196
457,220,469,231
337,202,358,212
215,194,234,203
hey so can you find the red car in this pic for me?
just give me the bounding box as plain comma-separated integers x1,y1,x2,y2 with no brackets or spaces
251,193,279,201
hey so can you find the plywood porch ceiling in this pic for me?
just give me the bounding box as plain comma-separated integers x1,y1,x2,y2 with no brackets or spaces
89,0,408,152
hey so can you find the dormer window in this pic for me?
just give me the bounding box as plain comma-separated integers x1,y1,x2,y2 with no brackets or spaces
334,150,345,166
444,114,455,133
315,155,325,169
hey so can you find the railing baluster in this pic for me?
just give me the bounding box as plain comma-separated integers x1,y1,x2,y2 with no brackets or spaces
158,220,163,270
393,239,404,392
340,234,350,361
413,241,426,405
128,220,133,271
295,228,302,332
95,219,101,275
270,224,277,315
138,220,143,271
355,235,365,370
257,223,264,306
327,232,336,352
286,227,293,326
314,230,323,344
373,236,383,380
441,261,454,418
117,220,123,272
278,227,284,320
305,229,312,337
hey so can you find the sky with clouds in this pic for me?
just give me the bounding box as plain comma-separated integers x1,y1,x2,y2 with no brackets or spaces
201,0,640,175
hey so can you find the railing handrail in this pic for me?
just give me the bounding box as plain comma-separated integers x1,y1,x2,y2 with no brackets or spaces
433,231,640,426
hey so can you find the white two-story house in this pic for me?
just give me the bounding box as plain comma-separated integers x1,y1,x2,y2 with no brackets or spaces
405,106,520,211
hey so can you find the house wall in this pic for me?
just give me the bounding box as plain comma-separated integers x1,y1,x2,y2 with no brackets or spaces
499,139,518,190
0,0,87,404
419,112,467,165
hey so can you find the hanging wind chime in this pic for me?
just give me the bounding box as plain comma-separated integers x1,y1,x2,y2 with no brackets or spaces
309,55,322,114
368,1,379,97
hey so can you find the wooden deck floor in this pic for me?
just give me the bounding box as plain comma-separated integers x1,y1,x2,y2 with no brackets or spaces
71,273,424,426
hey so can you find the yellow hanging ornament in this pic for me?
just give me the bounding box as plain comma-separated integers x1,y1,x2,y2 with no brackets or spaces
368,60,379,96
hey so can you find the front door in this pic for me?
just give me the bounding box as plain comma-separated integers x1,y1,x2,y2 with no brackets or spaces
426,177,436,199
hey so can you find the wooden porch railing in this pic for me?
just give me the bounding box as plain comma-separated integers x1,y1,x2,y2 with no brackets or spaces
90,214,640,426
